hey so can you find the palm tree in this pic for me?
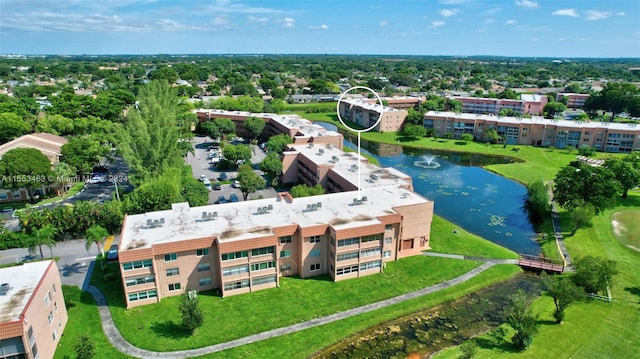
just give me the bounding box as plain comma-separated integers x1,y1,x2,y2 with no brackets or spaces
28,224,58,259
85,225,109,257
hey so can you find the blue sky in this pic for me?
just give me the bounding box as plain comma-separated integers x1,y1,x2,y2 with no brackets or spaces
1,0,638,57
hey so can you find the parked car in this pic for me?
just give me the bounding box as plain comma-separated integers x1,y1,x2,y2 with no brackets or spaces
199,174,206,181
219,173,228,181
213,182,222,190
106,245,118,261
232,180,240,188
229,193,239,202
203,178,212,191
217,195,227,204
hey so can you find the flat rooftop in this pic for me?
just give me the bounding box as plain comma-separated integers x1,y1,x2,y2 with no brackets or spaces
195,109,341,140
120,186,429,250
341,98,402,113
289,143,411,189
425,111,640,131
0,260,52,322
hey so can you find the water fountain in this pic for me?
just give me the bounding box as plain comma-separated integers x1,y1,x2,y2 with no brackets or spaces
414,154,441,169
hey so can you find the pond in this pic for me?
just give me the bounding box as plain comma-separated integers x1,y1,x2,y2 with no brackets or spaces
315,122,539,255
312,274,543,359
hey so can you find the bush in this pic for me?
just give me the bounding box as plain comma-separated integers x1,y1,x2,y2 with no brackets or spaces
459,339,478,359
62,285,82,309
578,145,596,157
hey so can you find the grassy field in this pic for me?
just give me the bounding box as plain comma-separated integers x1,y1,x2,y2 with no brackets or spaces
434,191,640,359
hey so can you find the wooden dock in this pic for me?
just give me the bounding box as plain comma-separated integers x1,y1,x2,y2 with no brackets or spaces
518,254,565,273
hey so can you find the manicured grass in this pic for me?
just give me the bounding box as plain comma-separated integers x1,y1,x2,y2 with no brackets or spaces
54,291,132,359
33,182,85,206
99,256,480,351
433,191,640,359
428,216,518,259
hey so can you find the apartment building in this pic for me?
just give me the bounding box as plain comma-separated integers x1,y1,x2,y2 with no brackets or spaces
338,98,408,132
423,111,640,153
0,260,68,359
556,93,590,109
447,95,548,116
118,144,433,308
194,109,343,149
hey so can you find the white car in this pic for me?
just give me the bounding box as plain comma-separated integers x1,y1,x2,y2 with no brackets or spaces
88,174,106,184
232,180,240,188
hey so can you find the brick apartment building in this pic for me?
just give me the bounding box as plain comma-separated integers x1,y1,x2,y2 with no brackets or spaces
337,98,408,132
556,93,590,109
423,111,640,152
446,94,548,116
118,138,433,308
0,260,68,359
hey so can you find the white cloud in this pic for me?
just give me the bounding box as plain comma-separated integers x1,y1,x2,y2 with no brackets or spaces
203,0,282,14
308,24,329,30
429,20,445,29
484,7,502,16
584,10,610,20
552,9,579,17
438,0,468,4
515,0,538,9
247,16,268,24
506,19,517,25
282,17,295,28
617,12,626,16
379,20,389,27
439,9,458,17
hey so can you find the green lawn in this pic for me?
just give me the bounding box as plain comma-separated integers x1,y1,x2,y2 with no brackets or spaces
433,191,640,359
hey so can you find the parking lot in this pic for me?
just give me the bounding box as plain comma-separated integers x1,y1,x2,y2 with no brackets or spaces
186,135,277,204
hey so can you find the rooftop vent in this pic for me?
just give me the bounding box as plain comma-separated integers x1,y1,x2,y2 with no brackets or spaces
201,211,217,222
0,283,11,296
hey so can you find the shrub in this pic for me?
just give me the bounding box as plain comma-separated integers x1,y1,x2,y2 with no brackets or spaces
62,285,82,309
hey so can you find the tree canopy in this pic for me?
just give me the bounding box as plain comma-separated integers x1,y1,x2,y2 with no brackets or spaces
553,161,620,214
237,164,265,200
266,134,293,154
0,148,53,195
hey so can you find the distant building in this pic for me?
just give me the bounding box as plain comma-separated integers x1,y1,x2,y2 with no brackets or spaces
423,111,640,152
0,260,68,359
556,93,590,109
338,98,408,132
446,95,548,116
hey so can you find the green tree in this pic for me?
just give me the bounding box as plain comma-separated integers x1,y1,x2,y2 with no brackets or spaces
569,201,596,233
214,118,236,140
405,108,424,125
244,117,265,140
541,273,584,323
572,256,619,295
401,124,427,140
584,82,640,121
119,81,184,180
604,156,640,198
259,152,283,185
266,134,293,154
85,225,109,256
128,173,183,213
543,102,566,119
28,224,58,259
524,180,550,225
74,334,96,359
290,183,325,198
0,112,32,143
460,133,474,143
222,144,251,166
484,127,501,144
237,164,265,200
36,114,74,136
200,121,221,140
179,292,204,334
53,162,75,194
0,148,53,200
61,135,109,175
459,340,478,359
270,99,286,113
148,66,179,84
506,290,538,350
553,162,620,214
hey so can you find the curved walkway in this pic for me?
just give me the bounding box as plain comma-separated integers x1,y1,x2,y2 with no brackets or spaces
87,258,508,358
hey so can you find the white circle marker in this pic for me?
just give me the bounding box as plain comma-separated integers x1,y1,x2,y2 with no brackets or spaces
336,86,384,199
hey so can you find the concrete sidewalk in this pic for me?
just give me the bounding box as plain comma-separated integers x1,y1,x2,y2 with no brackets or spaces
88,261,500,358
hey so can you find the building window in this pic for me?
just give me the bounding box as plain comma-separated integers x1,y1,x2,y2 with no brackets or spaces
224,280,249,291
166,268,179,277
279,235,292,244
52,329,58,341
361,247,381,258
384,237,392,245
52,283,56,293
310,263,320,271
360,260,382,271
122,259,152,270
336,265,359,275
308,235,321,243
128,290,158,302
280,249,291,258
31,343,38,358
252,275,276,286
197,263,211,272
168,283,181,291
164,253,178,262
221,251,248,261
251,261,276,271
28,326,35,344
361,234,382,243
337,251,359,261
48,311,53,324
222,265,249,276
383,250,392,258
251,246,275,257
126,275,156,286
54,302,58,312
385,224,393,230
280,264,292,271
337,237,359,247
44,291,51,306
199,277,212,286
310,249,321,258
196,248,209,256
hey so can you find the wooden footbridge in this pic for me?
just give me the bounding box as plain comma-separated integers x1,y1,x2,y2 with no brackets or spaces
518,254,565,273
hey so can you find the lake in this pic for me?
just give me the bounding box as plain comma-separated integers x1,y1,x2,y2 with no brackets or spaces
316,122,539,255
